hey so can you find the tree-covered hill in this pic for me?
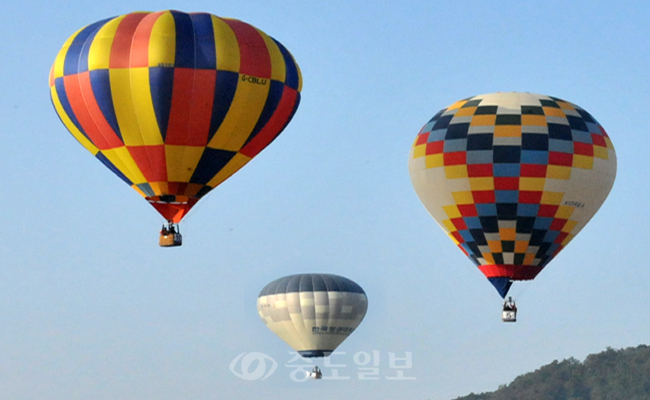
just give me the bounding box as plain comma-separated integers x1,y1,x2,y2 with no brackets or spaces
453,345,650,400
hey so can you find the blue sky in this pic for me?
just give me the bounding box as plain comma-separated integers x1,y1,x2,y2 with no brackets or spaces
1,1,649,399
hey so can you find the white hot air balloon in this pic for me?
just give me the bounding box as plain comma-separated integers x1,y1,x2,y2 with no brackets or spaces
257,273,368,379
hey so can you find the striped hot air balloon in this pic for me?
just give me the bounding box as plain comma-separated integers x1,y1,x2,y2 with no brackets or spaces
50,10,302,228
257,274,368,359
408,92,616,298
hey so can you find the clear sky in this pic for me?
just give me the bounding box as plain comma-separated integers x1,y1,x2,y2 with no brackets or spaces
1,1,649,399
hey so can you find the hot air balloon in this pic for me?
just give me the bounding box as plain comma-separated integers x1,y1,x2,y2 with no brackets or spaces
408,92,616,319
257,273,368,379
49,10,302,246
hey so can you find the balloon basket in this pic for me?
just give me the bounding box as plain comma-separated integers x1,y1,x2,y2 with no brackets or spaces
159,233,182,247
501,310,517,322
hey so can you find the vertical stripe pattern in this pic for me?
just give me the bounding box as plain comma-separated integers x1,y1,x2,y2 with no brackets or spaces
50,10,302,222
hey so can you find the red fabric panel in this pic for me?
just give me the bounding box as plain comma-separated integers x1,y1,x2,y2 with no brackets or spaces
130,12,164,68
165,69,216,146
494,177,519,190
127,145,167,182
467,164,493,177
519,191,543,204
426,141,443,155
472,190,496,203
223,19,271,78
64,73,123,150
443,151,466,166
520,164,547,177
457,204,478,217
110,13,148,68
240,87,298,157
478,264,544,280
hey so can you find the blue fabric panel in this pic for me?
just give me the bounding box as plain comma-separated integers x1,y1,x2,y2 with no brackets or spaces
488,277,512,298
96,152,132,185
207,70,238,143
64,18,111,75
190,13,217,69
466,150,493,164
521,150,548,164
272,38,300,90
171,11,195,68
148,67,174,141
89,69,122,141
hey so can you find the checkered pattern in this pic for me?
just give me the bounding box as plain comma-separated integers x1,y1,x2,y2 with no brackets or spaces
409,93,616,294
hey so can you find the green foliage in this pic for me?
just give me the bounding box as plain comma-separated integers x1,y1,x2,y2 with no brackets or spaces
452,345,650,400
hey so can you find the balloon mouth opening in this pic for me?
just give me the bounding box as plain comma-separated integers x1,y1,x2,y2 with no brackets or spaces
147,197,198,223
298,350,333,358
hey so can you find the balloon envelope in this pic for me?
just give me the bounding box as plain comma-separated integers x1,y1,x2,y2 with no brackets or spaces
257,273,368,357
50,10,302,222
408,92,616,297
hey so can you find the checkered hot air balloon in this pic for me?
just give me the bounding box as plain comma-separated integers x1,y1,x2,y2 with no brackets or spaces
408,92,616,298
49,11,302,230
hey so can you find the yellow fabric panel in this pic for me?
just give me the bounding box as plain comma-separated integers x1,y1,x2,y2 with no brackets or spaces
148,182,166,196
521,115,547,126
207,75,269,151
469,177,494,190
488,241,502,253
148,12,176,67
547,165,571,179
454,107,476,117
555,205,574,219
573,154,594,169
543,107,566,118
452,191,474,205
562,220,578,233
129,67,163,145
412,144,426,159
482,253,496,264
445,165,468,179
556,100,576,111
520,177,545,191
561,234,575,246
442,205,461,219
594,146,609,159
213,17,240,72
515,241,528,253
131,184,146,197
87,16,124,70
446,100,467,110
293,55,303,93
442,219,456,232
50,87,99,155
206,152,252,187
165,145,205,182
499,228,516,241
101,147,147,184
470,115,496,126
540,191,564,205
425,154,444,168
494,125,522,137
259,30,286,82
605,137,614,150
523,253,536,265
110,69,144,146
